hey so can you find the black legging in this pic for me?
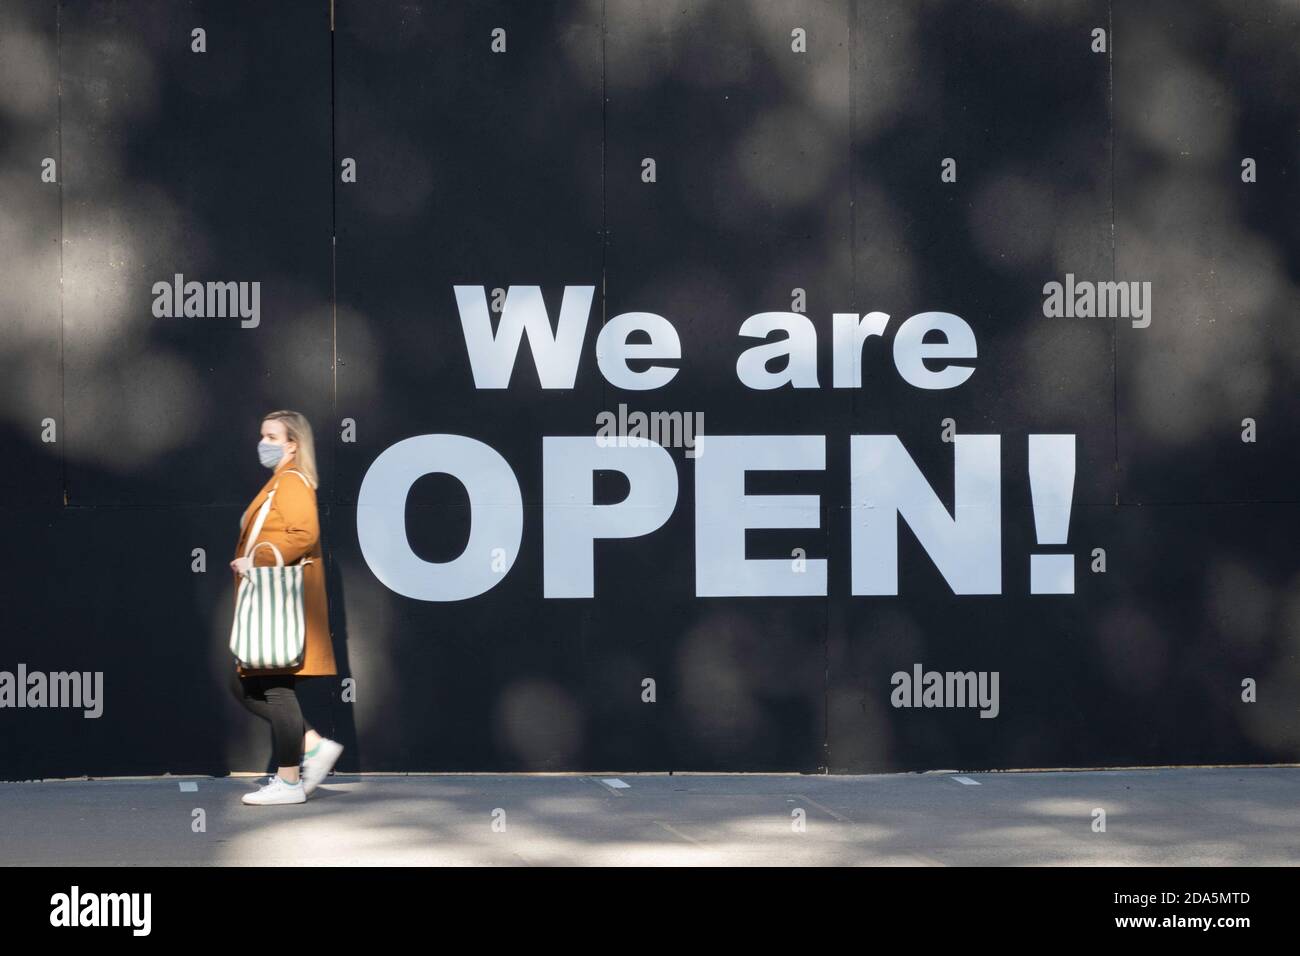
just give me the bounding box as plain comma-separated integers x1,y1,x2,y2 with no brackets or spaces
228,669,316,769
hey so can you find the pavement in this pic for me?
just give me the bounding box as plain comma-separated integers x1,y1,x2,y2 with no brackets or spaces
1,766,1296,865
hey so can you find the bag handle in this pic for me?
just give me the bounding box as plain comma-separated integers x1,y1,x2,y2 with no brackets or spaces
241,476,282,560
241,469,315,565
249,541,285,566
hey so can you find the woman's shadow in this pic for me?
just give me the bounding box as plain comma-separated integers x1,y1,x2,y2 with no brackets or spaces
288,509,359,794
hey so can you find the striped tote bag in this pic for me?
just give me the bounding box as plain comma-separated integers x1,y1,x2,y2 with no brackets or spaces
229,472,313,669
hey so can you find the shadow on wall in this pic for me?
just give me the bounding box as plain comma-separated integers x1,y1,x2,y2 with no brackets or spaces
0,0,1296,778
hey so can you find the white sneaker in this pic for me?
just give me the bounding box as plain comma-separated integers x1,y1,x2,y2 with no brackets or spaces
242,774,306,805
262,762,303,786
301,739,344,796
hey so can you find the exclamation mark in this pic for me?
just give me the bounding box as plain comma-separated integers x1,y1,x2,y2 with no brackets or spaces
1028,434,1075,594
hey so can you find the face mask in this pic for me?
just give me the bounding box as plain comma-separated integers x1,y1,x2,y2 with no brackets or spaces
258,439,284,469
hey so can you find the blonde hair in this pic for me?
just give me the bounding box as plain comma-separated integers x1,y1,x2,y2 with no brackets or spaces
262,410,320,489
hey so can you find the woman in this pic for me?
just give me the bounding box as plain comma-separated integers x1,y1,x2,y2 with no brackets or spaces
228,410,344,806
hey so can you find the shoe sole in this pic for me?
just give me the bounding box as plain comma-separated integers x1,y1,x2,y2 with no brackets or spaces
241,794,305,805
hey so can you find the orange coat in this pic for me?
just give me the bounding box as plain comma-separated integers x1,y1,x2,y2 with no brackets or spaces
232,456,336,678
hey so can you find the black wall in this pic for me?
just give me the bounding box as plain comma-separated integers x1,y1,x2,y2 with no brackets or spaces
0,0,1297,778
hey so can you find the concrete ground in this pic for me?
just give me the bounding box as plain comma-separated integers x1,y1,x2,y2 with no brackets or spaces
1,766,1296,865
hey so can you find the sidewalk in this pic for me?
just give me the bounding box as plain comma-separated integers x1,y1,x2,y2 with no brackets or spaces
2,767,1296,865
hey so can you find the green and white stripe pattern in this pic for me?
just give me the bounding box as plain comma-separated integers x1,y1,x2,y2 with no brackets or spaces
230,557,306,668
229,470,311,669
